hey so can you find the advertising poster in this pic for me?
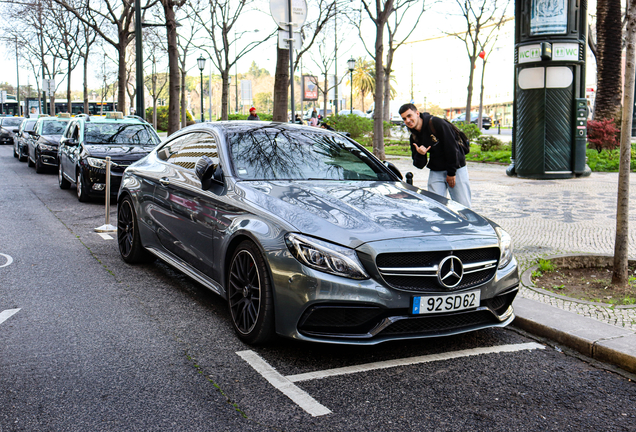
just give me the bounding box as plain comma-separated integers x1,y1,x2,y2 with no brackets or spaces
302,75,318,101
530,0,568,35
27,99,40,118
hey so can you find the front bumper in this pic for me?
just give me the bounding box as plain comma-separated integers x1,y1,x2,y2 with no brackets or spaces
267,248,519,345
38,148,59,166
81,165,124,197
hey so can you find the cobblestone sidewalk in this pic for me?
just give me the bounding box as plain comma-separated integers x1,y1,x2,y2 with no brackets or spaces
390,157,636,332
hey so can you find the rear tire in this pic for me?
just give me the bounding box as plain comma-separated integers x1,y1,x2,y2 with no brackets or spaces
227,241,275,345
117,196,154,264
27,154,34,167
18,147,27,162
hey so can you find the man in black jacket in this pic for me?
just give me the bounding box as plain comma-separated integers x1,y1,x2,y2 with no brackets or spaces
399,103,471,208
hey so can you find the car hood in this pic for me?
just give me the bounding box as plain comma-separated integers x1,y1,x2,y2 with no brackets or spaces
39,135,62,145
238,180,497,248
84,144,156,160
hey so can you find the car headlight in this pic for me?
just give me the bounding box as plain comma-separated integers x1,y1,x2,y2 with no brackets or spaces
285,233,369,280
495,227,513,269
38,143,56,151
87,157,107,169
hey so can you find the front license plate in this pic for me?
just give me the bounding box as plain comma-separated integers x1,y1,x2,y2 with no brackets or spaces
412,291,480,315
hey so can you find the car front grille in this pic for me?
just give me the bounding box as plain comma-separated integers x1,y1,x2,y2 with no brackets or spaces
378,310,497,336
376,248,499,293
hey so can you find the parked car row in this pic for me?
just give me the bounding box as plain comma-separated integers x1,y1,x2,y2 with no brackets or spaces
6,112,161,201
451,113,493,130
5,118,519,346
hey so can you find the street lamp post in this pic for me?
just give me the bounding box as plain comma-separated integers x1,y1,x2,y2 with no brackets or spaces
347,57,355,114
197,55,206,122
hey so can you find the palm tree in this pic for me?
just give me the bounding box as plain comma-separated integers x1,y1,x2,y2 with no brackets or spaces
594,0,622,121
351,58,375,112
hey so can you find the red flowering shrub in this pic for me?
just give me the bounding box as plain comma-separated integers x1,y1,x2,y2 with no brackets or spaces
587,118,620,153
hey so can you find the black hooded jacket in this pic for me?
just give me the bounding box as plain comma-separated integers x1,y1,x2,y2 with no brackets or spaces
407,112,466,176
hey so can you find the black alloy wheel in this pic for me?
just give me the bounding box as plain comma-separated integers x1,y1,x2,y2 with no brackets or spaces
58,164,70,189
13,142,18,158
227,241,274,345
117,196,154,264
76,170,90,202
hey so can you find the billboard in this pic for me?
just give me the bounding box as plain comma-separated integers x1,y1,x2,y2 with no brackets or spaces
302,75,318,101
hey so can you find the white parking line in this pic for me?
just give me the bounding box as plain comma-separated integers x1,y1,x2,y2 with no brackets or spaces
237,342,545,417
286,342,545,382
236,350,332,417
0,253,13,268
98,233,113,240
0,308,21,325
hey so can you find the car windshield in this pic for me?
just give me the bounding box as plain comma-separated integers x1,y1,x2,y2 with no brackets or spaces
22,120,36,131
3,118,23,127
41,120,68,135
85,123,160,145
228,128,393,181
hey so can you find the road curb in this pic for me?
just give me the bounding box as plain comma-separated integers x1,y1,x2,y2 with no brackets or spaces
513,297,636,374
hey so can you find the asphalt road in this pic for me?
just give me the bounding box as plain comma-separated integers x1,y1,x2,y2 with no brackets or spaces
0,145,634,432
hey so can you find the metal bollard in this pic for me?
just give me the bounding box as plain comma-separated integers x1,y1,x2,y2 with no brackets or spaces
95,156,117,233
406,172,414,185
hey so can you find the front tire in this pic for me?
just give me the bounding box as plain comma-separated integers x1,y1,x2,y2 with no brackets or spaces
18,146,27,162
76,170,90,202
27,153,35,167
35,152,45,173
59,164,70,189
227,241,275,345
117,196,154,264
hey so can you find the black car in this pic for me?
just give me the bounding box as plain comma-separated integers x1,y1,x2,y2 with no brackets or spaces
13,118,37,162
451,113,493,130
27,115,72,173
0,117,25,146
58,113,161,202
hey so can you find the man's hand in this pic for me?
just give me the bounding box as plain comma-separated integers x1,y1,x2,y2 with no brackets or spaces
412,143,431,156
446,175,456,188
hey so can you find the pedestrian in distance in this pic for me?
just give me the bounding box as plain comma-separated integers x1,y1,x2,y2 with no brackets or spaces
399,103,472,208
247,107,260,120
308,109,319,127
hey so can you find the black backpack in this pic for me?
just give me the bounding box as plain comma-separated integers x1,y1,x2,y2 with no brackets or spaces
428,117,470,154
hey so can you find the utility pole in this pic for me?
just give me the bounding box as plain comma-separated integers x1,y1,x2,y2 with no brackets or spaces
287,0,295,122
134,0,144,118
15,37,20,116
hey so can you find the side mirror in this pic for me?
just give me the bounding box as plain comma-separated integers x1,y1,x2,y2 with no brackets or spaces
195,155,224,191
61,137,78,146
383,160,403,180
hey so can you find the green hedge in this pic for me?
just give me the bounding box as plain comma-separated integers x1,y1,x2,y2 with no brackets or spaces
223,113,274,121
145,106,194,131
323,114,374,139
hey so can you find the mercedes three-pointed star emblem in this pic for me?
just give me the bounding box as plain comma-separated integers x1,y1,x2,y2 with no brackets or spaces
437,255,464,288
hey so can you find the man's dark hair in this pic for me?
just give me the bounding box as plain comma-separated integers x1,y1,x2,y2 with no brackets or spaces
399,103,418,115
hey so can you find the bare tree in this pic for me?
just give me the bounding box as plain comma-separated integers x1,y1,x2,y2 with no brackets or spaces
381,0,426,124
272,0,340,122
612,0,636,287
359,0,395,160
193,0,274,120
307,31,348,116
452,0,508,125
143,27,168,129
53,0,158,115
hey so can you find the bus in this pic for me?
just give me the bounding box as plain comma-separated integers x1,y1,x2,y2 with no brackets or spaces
25,98,118,116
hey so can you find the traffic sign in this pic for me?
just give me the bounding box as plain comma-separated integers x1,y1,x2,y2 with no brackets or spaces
278,29,302,50
270,0,307,29
0,91,6,103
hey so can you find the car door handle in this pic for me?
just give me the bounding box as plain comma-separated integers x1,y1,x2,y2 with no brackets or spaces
159,177,170,186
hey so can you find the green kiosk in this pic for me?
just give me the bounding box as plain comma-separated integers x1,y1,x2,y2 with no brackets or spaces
507,0,591,179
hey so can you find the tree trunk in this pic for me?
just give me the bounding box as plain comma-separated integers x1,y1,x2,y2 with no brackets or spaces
373,20,385,160
478,59,487,129
612,3,636,287
83,54,89,114
152,74,158,130
164,1,180,134
117,43,127,115
465,56,476,121
595,0,623,121
181,67,187,128
273,47,289,122
221,70,229,120
66,65,71,113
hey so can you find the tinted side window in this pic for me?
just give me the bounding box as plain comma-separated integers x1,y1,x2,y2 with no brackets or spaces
169,133,218,170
